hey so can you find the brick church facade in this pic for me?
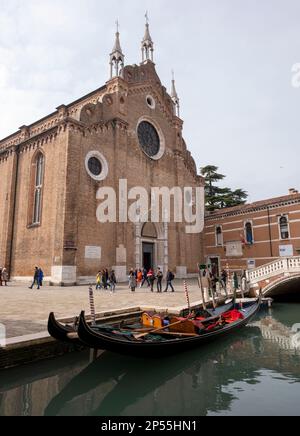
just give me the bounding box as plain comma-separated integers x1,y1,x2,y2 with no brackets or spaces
0,22,204,285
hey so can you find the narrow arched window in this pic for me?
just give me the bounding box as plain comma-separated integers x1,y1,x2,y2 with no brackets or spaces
31,153,44,225
216,226,223,246
245,222,254,244
280,216,289,240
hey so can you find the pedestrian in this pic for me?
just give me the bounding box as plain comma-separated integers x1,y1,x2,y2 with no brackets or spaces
96,271,102,290
1,268,8,286
137,269,143,287
0,268,2,286
102,269,108,290
141,267,150,287
128,269,134,288
147,269,156,292
109,270,117,293
156,268,163,293
38,268,44,287
164,270,175,292
29,267,40,290
129,271,137,293
221,269,228,290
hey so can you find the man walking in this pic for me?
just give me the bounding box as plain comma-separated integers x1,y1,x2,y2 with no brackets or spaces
156,268,163,293
109,270,117,293
141,267,150,288
164,270,175,293
29,267,40,290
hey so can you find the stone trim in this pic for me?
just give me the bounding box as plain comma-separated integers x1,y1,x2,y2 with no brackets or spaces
206,199,300,221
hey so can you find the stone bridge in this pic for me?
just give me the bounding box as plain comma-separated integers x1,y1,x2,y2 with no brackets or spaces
247,257,300,299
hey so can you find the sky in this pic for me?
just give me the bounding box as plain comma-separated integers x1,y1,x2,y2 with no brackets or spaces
0,0,299,202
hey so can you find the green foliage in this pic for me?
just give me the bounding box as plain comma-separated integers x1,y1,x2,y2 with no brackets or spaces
200,166,248,211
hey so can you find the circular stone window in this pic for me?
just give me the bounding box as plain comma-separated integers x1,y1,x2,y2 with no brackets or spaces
88,157,102,177
137,117,166,160
146,95,156,109
138,121,161,158
85,151,108,181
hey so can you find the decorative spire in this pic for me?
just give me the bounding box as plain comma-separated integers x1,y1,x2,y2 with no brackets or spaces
109,20,125,79
141,12,154,63
171,71,180,117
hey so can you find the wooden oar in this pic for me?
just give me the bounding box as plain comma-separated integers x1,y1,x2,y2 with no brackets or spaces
134,318,191,340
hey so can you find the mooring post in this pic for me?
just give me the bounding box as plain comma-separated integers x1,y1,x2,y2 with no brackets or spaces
89,285,96,327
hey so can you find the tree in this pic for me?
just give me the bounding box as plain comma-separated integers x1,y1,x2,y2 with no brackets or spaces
200,166,248,211
200,166,226,212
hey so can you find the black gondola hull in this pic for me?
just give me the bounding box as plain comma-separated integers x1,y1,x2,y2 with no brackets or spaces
77,299,261,357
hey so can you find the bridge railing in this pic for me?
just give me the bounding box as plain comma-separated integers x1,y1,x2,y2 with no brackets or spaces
248,256,300,284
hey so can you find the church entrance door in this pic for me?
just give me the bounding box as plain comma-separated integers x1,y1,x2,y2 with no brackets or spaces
142,242,154,271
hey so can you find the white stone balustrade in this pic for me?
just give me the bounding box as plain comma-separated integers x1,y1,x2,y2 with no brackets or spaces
248,256,300,284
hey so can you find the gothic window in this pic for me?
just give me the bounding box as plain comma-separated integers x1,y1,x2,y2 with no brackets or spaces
137,121,160,158
245,222,254,245
31,152,44,226
279,216,290,240
216,226,223,246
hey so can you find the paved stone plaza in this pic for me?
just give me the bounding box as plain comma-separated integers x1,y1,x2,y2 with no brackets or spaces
0,279,208,339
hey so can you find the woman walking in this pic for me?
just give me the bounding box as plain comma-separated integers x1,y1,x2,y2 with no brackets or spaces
96,271,102,290
129,271,137,293
1,268,8,286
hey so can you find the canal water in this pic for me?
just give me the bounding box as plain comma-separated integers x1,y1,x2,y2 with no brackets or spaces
0,303,299,416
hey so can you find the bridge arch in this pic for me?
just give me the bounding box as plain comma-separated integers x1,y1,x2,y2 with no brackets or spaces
262,275,300,300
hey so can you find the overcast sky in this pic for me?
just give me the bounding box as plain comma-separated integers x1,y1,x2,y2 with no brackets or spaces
0,0,299,202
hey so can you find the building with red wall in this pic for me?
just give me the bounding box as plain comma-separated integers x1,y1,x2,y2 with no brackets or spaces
204,190,300,275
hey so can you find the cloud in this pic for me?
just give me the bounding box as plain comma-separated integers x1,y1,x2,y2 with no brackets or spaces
0,0,300,199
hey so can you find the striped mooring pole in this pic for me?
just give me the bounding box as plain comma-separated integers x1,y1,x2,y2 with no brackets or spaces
184,281,191,314
89,286,96,326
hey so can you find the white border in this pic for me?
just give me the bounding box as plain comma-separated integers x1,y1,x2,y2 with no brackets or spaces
85,151,109,182
136,116,166,161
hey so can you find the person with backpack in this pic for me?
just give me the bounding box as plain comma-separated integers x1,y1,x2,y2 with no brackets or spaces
164,270,175,293
29,267,40,290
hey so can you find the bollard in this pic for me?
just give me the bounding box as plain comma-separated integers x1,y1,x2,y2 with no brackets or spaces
88,285,96,326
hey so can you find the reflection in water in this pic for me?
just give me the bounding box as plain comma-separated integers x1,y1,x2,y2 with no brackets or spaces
0,304,300,416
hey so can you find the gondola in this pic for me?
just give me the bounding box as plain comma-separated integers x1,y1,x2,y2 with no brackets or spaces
77,296,262,356
48,300,236,345
48,313,82,345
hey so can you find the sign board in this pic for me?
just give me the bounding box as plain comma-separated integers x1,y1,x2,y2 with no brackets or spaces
85,246,102,260
279,245,293,257
226,241,243,257
247,259,256,270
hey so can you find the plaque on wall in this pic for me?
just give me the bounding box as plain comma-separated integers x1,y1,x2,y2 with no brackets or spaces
279,245,293,257
116,245,127,264
85,246,102,260
226,241,243,257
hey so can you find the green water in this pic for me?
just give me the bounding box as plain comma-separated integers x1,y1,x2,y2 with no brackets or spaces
0,303,300,416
